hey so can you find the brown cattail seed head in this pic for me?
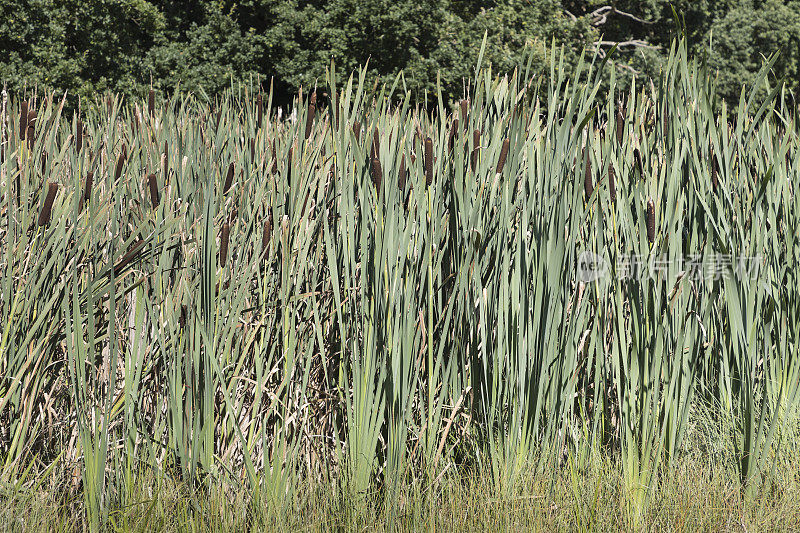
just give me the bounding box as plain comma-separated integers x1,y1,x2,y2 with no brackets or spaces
26,110,36,148
646,198,656,244
398,153,406,191
608,164,616,204
460,99,469,128
38,182,58,227
424,137,434,187
353,121,361,143
711,149,719,192
271,141,278,174
19,100,28,141
304,90,316,140
371,155,383,191
584,144,593,201
448,118,458,152
223,162,234,194
471,129,481,171
76,118,84,151
80,171,94,211
147,173,160,208
115,151,126,182
114,240,145,275
163,140,169,178
497,138,510,174
219,223,230,267
616,105,625,146
179,305,188,328
148,89,155,116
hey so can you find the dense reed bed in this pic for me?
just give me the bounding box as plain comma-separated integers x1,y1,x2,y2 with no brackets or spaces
1,39,799,529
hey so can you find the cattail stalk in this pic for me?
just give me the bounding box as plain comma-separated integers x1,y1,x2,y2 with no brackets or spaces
80,171,93,211
19,100,28,141
398,153,406,191
115,148,126,182
114,240,145,275
497,138,510,173
147,173,160,208
584,143,593,200
646,198,656,244
711,148,718,192
223,162,234,194
471,129,480,171
219,223,230,267
425,137,433,187
38,182,58,227
26,110,36,148
608,164,616,204
76,118,83,152
305,91,316,140
448,119,458,152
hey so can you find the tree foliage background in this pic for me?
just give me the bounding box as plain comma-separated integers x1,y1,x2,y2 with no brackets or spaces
2,0,799,106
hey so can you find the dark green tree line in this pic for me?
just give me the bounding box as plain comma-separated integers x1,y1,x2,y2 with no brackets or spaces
1,1,799,106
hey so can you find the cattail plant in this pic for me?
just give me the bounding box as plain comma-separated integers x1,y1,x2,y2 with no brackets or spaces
305,90,316,140
646,198,656,244
262,213,273,255
448,118,458,152
425,137,434,187
371,155,383,191
497,138,510,173
219,223,230,267
114,147,126,182
38,182,58,227
163,140,169,179
148,89,155,116
608,164,616,204
79,171,93,211
584,143,593,200
398,153,406,191
76,118,84,152
114,240,145,275
711,148,718,192
353,121,361,143
371,129,382,190
372,127,380,156
223,162,234,194
19,100,28,141
471,129,481,171
460,99,469,129
147,173,160,208
26,110,36,148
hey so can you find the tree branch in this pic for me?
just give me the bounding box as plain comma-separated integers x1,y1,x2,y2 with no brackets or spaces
590,5,654,26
